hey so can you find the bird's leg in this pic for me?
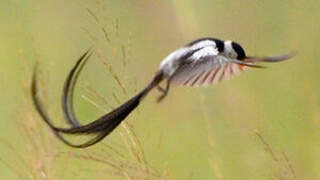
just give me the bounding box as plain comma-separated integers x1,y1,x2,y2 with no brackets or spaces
157,85,166,93
156,81,170,103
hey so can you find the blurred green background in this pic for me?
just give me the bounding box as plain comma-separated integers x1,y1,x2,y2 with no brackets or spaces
1,0,319,179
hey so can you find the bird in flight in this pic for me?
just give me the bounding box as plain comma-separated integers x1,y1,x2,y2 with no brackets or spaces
31,37,295,148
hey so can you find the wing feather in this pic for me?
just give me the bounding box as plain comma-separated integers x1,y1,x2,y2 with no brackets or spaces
192,71,206,86
170,53,247,87
205,69,218,85
223,64,232,80
217,67,225,83
211,67,222,84
230,63,242,75
200,69,213,86
206,68,219,85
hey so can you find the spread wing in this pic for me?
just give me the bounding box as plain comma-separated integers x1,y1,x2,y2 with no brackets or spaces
170,56,244,87
169,47,261,87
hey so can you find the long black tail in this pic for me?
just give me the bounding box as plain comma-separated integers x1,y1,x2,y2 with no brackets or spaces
31,49,163,148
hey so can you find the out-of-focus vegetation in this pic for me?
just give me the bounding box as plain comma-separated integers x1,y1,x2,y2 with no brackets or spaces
0,0,319,179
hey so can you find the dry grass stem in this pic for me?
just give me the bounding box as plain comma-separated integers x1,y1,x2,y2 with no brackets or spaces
102,27,111,42
255,131,296,179
83,85,115,109
86,8,99,23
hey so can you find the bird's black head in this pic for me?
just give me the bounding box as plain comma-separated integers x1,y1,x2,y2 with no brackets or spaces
231,41,246,60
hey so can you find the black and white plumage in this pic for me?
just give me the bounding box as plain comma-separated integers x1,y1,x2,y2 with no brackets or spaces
31,37,295,148
160,38,245,87
155,38,294,101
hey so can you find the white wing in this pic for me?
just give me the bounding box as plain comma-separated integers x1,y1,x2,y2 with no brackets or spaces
169,48,247,87
159,40,219,77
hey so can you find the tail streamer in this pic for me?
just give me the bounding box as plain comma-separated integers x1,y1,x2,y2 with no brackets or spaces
31,49,163,148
